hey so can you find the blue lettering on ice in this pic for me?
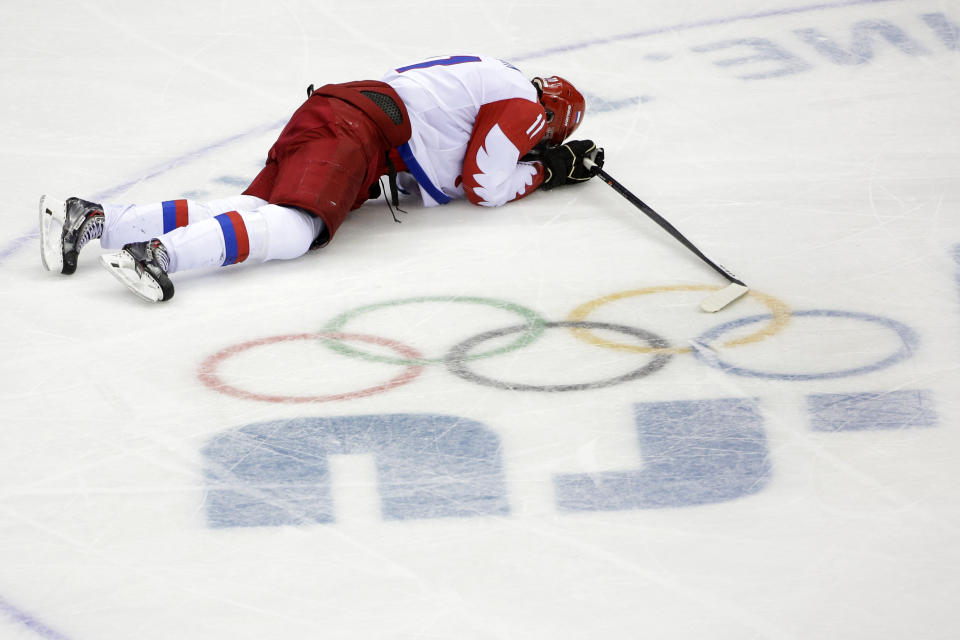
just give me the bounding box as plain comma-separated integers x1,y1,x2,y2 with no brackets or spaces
200,387,941,528
396,55,482,73
585,93,652,112
793,19,930,64
807,389,937,432
554,398,771,511
202,414,509,528
690,14,958,81
923,13,960,50
691,38,813,79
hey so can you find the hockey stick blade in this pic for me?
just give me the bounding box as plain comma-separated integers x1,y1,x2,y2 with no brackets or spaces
699,282,750,313
584,156,752,313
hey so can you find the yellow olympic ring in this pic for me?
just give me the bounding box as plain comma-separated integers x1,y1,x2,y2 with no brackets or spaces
566,285,792,355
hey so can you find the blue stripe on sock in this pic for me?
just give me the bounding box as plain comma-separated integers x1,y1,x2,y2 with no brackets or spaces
215,213,238,266
161,201,177,233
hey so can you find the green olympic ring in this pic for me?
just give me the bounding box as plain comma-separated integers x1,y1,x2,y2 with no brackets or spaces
320,295,548,366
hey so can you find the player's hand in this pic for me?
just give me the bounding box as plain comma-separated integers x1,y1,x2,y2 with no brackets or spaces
540,141,604,190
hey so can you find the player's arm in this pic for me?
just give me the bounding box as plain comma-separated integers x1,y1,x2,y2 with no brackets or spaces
461,98,548,207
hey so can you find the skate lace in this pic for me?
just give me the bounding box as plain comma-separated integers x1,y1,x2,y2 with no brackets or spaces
150,240,171,273
76,214,104,251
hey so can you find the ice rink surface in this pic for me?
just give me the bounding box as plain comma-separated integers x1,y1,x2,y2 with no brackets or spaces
2,0,959,638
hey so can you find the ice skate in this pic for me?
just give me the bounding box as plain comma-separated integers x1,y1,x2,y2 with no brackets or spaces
99,240,175,302
39,195,105,274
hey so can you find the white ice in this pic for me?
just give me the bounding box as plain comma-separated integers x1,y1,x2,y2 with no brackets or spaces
1,1,959,638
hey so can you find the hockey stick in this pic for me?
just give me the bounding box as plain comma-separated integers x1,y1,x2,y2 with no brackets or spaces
584,157,749,312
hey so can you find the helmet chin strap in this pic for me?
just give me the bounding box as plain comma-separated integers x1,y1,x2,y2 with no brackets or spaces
531,77,544,98
531,79,555,124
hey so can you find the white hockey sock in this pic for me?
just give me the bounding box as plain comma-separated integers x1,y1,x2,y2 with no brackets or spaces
158,205,324,274
100,195,269,249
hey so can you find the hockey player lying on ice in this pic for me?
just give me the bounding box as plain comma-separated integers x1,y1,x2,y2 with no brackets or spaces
39,54,604,302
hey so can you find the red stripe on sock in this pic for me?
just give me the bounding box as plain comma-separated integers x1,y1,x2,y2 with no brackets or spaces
175,199,189,228
224,211,250,263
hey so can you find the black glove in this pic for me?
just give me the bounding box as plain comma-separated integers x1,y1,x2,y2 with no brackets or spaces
540,140,604,190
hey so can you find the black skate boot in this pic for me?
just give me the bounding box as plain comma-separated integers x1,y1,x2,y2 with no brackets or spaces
99,239,175,302
39,195,105,274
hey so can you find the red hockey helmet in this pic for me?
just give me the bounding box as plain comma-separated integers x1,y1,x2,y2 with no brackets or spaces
533,76,585,144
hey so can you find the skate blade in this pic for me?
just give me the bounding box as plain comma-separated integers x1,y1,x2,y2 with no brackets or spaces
99,251,165,302
38,195,66,273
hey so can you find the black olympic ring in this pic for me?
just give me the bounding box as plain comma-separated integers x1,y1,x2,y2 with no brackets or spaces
444,321,673,392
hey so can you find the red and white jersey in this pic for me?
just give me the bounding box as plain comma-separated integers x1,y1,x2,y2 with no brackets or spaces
382,55,547,207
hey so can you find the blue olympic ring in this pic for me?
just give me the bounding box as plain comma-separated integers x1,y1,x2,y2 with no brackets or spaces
692,309,919,380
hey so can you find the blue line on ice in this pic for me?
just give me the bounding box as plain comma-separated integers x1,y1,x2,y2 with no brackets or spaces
0,595,74,640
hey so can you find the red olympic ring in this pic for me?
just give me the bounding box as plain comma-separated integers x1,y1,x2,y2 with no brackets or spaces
198,332,424,404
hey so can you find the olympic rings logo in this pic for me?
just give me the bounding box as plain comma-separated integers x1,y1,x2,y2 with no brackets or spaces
198,286,919,403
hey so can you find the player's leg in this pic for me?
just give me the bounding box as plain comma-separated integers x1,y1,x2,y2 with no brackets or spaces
40,193,269,274
157,203,323,272
99,204,324,302
100,194,269,249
